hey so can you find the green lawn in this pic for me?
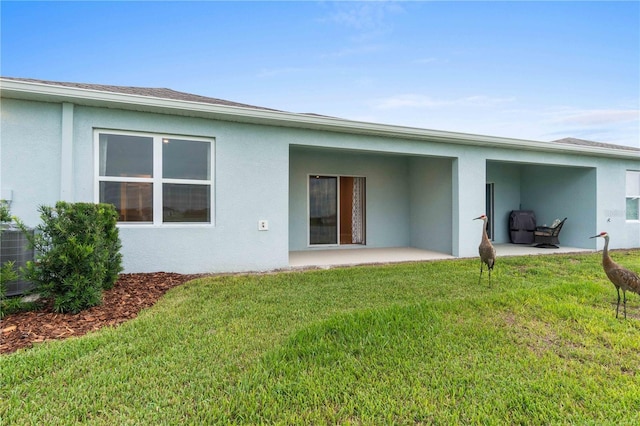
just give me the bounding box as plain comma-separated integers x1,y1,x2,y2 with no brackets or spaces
2,251,640,424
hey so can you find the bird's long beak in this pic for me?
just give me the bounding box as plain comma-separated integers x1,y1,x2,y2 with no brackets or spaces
473,216,482,220
589,234,600,239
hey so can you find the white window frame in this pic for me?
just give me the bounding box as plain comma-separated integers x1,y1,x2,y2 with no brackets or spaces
626,170,640,222
94,129,215,227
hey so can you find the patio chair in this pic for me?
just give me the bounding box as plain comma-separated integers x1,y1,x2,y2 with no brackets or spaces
533,217,567,248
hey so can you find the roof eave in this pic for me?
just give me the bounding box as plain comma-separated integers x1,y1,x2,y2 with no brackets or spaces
2,78,638,160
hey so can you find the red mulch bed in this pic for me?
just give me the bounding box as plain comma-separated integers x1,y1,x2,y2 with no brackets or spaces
1,272,202,355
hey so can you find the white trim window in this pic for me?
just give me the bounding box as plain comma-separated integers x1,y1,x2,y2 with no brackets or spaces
626,170,640,221
95,130,214,225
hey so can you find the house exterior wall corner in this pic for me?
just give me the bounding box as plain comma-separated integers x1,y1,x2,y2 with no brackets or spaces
453,153,487,258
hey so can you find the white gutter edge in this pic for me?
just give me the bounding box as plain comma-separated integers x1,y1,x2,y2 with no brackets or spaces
2,78,639,159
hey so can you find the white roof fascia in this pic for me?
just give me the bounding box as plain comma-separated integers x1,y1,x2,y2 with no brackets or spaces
2,78,638,160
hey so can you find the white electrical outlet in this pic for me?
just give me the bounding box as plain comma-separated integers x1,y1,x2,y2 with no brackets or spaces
258,220,269,231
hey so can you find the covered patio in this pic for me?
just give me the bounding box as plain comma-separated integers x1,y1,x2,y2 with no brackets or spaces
289,244,592,269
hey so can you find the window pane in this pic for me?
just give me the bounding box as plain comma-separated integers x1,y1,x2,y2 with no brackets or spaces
100,181,153,222
626,171,640,197
627,198,639,220
163,184,210,222
309,176,337,244
163,139,210,180
99,134,153,177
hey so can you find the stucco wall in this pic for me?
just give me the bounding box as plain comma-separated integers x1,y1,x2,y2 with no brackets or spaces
1,99,63,224
486,154,640,251
453,152,487,258
4,100,291,273
3,96,640,274
409,156,453,253
520,164,596,249
487,162,522,244
289,147,411,251
288,149,455,254
594,159,640,250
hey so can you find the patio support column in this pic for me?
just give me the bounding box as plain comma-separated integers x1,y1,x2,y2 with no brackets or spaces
60,102,74,201
452,153,486,257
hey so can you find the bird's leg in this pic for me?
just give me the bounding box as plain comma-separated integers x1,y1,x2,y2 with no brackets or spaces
616,287,621,319
488,268,492,285
478,262,483,285
623,289,627,319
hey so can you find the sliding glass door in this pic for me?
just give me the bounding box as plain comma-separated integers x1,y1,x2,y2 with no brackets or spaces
309,176,338,244
309,175,366,246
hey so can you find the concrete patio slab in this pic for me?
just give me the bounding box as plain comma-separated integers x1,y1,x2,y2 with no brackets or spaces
289,244,592,269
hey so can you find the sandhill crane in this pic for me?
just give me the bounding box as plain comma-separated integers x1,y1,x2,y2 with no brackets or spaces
474,214,496,284
590,232,640,319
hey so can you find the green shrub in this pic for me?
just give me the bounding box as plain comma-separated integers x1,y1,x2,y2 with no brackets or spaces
0,260,18,319
99,203,122,290
0,203,18,319
18,202,123,313
0,292,39,317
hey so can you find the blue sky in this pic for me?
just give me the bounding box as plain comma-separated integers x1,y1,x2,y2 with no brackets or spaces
2,1,639,147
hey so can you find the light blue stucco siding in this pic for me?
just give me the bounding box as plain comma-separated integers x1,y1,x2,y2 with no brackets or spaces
3,100,290,273
288,137,484,258
595,159,640,250
453,152,487,258
409,156,453,254
520,164,596,249
1,99,63,223
289,148,412,251
487,161,597,248
486,162,522,243
485,149,640,251
289,146,457,255
87,107,290,273
3,94,640,274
